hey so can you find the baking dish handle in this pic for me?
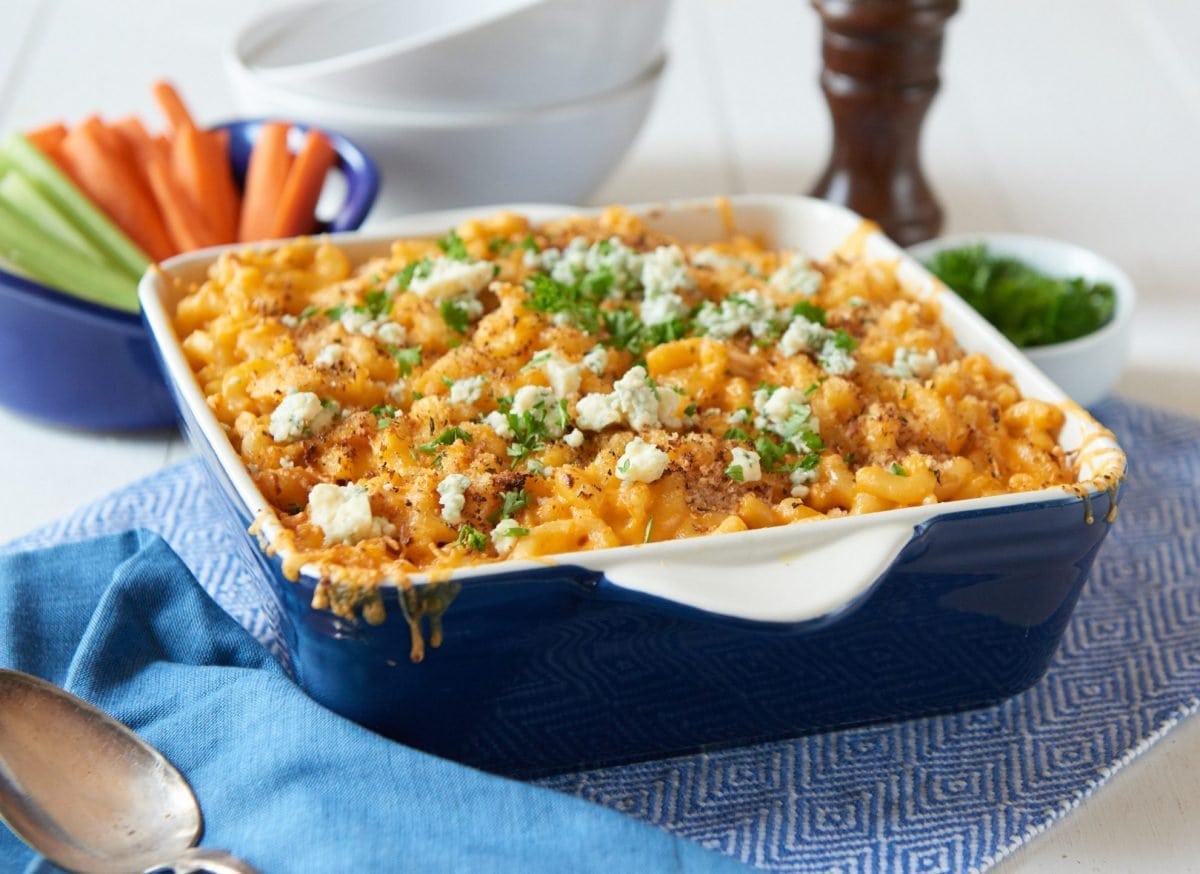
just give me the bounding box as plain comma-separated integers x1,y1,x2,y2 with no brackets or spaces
594,518,917,624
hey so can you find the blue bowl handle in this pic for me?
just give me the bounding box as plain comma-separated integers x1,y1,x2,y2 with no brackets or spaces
213,119,380,234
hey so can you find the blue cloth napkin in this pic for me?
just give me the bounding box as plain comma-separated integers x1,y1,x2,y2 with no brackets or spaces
3,397,1199,873
0,530,748,874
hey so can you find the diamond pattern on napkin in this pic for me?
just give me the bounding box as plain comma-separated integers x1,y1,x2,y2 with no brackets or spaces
6,399,1198,873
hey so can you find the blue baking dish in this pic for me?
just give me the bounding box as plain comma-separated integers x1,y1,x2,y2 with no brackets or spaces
0,119,378,431
140,196,1126,778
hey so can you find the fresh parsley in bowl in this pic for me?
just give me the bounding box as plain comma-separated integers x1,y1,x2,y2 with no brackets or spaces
920,243,1116,347
909,233,1135,407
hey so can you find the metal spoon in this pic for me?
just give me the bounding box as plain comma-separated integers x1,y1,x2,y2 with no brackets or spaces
0,668,257,874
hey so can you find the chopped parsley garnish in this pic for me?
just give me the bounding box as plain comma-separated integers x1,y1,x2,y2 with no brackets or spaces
723,427,751,442
299,305,321,320
488,234,540,255
361,288,392,318
440,299,472,334
754,434,792,474
332,288,394,321
505,407,550,468
391,258,433,291
832,328,858,351
725,464,745,482
437,230,470,261
370,404,396,428
502,526,531,538
417,426,473,454
389,345,423,376
792,300,827,325
456,524,488,551
490,488,529,522
923,244,1116,347
525,273,604,334
684,403,698,417
601,307,644,352
643,516,654,543
890,463,908,476
795,429,825,452
645,318,688,347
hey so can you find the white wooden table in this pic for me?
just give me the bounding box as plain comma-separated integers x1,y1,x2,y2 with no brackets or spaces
2,2,1198,871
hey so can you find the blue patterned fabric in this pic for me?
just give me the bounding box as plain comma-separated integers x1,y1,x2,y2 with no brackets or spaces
4,399,1198,872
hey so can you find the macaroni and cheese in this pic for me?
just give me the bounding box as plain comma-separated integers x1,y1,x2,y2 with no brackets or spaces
173,208,1077,616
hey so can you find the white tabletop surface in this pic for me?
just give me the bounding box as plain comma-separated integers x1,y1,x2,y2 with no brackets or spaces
2,1,1198,871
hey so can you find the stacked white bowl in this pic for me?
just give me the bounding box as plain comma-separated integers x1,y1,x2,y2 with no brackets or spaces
227,0,671,219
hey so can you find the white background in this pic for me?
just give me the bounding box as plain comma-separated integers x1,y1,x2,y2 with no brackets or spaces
1,1,1198,871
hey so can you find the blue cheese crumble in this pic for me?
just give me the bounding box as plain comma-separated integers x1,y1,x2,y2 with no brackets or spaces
695,290,780,340
881,346,939,380
436,474,472,525
769,253,822,296
575,365,682,432
726,446,763,482
778,314,857,376
269,391,338,442
408,257,494,301
639,245,692,326
308,483,394,545
491,518,525,556
527,349,582,398
615,437,670,484
449,374,487,405
754,386,823,454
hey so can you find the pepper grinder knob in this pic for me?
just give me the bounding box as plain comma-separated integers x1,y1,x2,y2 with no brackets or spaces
809,0,959,246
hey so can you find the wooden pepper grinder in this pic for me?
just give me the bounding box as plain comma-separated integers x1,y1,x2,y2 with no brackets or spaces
809,0,959,246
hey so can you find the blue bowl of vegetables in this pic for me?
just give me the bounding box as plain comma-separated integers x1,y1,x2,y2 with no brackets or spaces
909,233,1136,408
0,117,378,431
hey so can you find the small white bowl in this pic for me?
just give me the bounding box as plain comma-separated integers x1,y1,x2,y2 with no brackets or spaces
908,233,1136,408
234,0,671,112
226,52,666,219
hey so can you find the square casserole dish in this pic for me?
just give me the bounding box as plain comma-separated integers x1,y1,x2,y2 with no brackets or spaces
140,195,1126,778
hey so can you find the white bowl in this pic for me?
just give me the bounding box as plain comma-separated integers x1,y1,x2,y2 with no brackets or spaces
908,233,1136,408
226,52,666,219
234,0,671,112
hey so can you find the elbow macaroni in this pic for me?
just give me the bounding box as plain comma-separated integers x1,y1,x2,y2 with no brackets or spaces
172,208,1076,609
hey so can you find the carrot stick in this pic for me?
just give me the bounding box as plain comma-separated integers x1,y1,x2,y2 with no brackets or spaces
58,121,176,262
24,122,67,156
146,153,219,252
238,122,293,242
204,128,240,243
271,128,334,239
111,115,157,165
151,79,197,134
169,123,236,242
109,115,179,259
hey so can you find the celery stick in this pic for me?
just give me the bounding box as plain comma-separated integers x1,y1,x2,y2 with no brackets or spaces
0,249,32,279
0,133,148,280
0,199,138,312
0,170,106,263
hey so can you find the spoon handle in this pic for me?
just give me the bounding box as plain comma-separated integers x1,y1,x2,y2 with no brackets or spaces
145,846,261,874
